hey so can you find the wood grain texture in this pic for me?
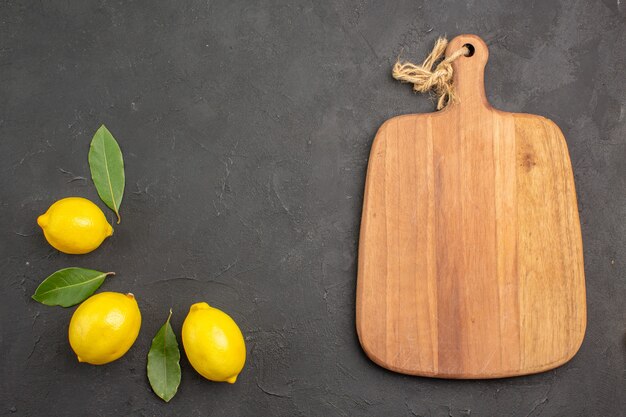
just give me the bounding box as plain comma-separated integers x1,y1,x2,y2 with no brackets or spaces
356,34,586,379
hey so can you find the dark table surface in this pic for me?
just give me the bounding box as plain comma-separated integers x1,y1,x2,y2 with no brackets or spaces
1,1,625,416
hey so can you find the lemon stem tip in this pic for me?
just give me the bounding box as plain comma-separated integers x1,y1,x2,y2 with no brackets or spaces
36,214,48,228
190,302,210,311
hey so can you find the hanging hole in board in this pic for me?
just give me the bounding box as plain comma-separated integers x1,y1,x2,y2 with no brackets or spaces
463,43,475,57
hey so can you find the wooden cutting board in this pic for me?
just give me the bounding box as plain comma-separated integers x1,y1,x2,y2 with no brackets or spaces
356,34,586,379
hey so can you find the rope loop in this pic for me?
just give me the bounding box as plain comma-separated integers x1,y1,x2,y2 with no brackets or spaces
392,37,469,110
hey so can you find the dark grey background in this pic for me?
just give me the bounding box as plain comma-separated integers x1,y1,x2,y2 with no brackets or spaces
1,1,624,416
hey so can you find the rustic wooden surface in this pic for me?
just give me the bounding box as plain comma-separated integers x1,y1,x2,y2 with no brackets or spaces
356,34,586,379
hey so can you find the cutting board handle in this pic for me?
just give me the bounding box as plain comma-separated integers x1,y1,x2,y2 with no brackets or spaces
446,34,490,111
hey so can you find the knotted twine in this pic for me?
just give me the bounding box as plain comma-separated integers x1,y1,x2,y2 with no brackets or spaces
392,37,470,110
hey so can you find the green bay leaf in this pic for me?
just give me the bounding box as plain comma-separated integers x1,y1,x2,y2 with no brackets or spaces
89,125,125,223
32,267,114,307
147,310,181,402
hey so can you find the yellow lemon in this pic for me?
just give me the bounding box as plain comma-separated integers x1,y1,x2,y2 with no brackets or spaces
37,197,113,254
182,302,246,383
69,292,141,365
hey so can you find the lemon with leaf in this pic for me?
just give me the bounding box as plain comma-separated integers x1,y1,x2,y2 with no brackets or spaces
69,292,141,365
37,197,113,254
182,302,246,383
